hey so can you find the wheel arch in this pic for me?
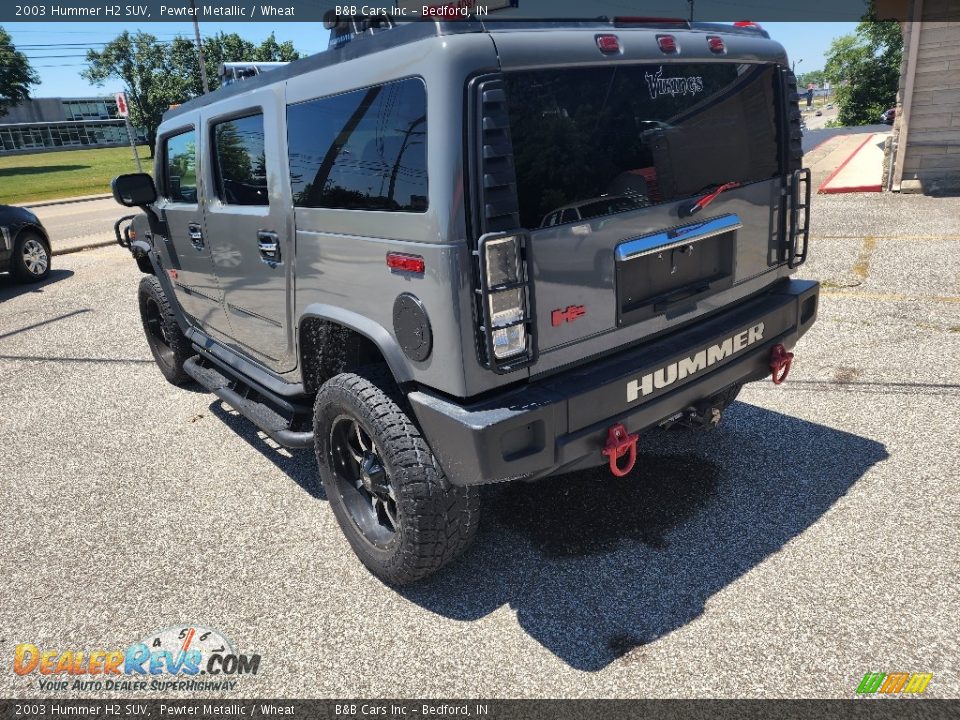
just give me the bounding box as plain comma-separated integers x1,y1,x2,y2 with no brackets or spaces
298,304,412,394
14,222,50,249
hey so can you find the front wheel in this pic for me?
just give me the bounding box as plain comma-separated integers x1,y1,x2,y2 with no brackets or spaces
137,275,194,385
314,370,479,585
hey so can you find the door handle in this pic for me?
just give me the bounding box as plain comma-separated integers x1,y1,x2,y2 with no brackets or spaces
188,222,204,250
257,230,281,263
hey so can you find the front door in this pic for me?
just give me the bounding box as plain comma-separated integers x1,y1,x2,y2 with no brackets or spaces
201,87,294,371
155,117,229,333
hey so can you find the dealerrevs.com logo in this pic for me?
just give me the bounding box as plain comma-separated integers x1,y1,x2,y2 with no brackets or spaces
13,626,261,692
856,672,933,696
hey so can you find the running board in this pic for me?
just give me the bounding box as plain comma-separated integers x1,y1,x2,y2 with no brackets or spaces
184,356,314,449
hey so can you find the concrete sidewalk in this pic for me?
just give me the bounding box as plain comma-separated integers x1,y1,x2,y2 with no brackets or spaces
28,196,130,256
819,132,889,194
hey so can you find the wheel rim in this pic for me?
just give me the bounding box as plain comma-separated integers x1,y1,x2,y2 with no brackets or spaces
143,296,175,369
329,415,399,548
22,238,48,276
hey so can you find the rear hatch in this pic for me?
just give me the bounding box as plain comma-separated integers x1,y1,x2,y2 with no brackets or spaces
469,27,800,376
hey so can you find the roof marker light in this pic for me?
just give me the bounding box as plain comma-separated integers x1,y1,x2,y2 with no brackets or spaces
596,34,621,54
707,36,725,53
657,34,678,54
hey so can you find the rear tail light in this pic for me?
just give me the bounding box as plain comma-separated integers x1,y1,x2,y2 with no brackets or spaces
734,21,764,29
707,36,725,53
657,34,678,53
476,232,536,370
595,34,621,54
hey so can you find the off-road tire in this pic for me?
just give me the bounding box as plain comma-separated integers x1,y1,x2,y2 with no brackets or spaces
11,230,51,283
137,275,194,385
314,369,480,585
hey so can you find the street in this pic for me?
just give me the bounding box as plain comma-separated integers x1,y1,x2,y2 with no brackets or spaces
26,197,130,255
1,191,958,698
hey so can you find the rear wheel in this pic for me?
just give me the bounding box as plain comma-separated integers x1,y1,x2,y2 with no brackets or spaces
314,369,479,585
11,231,51,283
137,275,194,385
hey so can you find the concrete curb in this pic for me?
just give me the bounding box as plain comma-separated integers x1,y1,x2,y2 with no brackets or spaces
23,193,113,209
52,240,116,257
818,134,883,194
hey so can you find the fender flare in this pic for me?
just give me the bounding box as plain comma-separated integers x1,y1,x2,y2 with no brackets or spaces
299,304,413,385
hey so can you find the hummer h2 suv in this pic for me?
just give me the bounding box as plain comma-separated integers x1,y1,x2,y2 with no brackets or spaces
111,17,817,585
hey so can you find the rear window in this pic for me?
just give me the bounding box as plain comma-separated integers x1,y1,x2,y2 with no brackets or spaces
503,63,782,228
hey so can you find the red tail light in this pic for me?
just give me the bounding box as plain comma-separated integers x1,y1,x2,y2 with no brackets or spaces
707,36,725,53
657,34,678,53
596,34,621,54
734,21,763,29
386,252,425,273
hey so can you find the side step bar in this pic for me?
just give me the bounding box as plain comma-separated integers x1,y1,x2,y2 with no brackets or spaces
183,356,314,449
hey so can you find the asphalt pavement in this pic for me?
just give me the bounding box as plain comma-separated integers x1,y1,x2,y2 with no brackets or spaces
1,192,958,698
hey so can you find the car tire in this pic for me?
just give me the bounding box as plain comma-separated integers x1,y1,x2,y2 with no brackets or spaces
314,368,480,585
137,275,194,385
11,230,51,283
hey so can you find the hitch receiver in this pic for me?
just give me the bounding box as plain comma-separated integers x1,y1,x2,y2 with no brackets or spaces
770,343,794,385
602,423,639,477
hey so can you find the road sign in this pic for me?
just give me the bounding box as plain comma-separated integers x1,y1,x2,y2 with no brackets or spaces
115,92,129,118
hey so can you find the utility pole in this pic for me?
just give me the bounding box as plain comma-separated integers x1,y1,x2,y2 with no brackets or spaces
687,0,694,22
191,0,210,94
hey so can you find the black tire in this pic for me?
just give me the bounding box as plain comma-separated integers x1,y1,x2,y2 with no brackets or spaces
137,275,194,385
11,230,51,283
314,369,480,585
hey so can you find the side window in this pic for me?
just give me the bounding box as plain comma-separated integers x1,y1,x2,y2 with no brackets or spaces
561,208,579,223
213,113,268,206
164,130,197,203
287,78,427,212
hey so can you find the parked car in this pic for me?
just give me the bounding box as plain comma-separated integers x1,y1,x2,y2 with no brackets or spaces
881,107,896,124
111,17,818,585
0,205,51,282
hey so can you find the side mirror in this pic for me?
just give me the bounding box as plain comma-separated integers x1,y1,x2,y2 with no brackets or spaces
112,173,157,207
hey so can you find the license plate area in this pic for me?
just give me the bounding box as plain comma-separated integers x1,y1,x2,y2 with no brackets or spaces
615,214,739,326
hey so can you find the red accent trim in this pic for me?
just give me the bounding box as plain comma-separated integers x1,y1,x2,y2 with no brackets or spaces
602,424,639,477
817,133,876,194
769,344,794,385
551,305,586,326
695,181,741,210
386,252,425,273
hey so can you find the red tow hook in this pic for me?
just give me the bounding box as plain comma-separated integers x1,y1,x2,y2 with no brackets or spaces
602,423,639,477
769,343,795,385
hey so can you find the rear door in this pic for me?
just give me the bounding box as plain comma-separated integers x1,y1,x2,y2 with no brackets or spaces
155,118,229,331
201,86,294,371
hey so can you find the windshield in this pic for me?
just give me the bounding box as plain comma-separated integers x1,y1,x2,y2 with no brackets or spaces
503,63,783,229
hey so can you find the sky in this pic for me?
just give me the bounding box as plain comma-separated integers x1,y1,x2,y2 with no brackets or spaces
4,20,857,98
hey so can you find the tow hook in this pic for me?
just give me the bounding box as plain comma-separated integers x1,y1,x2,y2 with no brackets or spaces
770,343,794,385
602,423,639,477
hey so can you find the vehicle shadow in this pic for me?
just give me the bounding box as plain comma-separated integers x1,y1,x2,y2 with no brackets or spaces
401,402,888,671
0,269,74,303
206,400,324,500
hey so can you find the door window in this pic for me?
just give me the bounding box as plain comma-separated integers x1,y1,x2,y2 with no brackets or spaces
212,113,269,206
164,130,198,204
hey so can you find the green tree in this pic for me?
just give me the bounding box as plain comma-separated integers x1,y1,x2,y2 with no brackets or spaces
823,18,903,126
86,31,301,156
0,26,39,118
169,32,300,98
797,69,826,88
83,31,173,156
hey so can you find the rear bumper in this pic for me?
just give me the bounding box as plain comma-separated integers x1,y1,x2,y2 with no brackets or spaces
409,279,819,487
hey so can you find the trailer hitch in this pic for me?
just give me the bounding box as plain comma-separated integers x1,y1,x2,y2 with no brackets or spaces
770,343,794,385
602,423,639,477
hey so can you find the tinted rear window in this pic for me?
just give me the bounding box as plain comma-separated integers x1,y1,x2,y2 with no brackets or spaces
503,64,782,228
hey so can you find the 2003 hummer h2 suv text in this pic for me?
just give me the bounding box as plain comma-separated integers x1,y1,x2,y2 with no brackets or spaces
112,17,818,585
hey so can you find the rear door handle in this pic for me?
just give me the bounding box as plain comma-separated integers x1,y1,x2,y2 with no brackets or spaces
257,230,280,263
188,222,204,250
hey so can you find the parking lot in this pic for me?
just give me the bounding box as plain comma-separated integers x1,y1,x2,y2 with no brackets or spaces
1,191,958,698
